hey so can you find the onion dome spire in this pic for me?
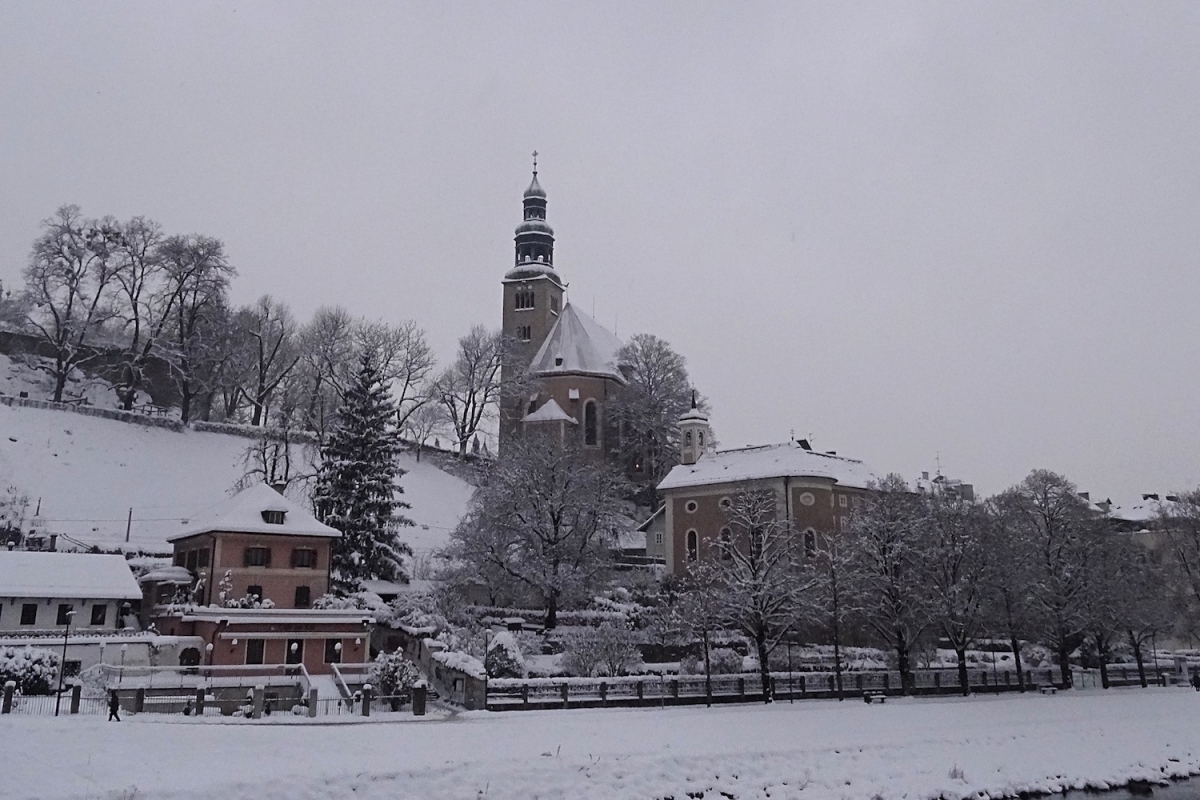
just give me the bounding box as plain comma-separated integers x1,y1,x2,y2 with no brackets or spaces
514,151,554,267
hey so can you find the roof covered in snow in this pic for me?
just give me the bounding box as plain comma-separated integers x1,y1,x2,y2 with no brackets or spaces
168,483,341,542
1109,495,1180,524
658,440,879,492
0,551,142,600
523,398,577,424
529,303,625,383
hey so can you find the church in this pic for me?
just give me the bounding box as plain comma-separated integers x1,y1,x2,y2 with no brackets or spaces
498,163,630,464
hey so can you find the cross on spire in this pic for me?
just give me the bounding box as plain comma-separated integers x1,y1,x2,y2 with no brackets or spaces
532,150,538,175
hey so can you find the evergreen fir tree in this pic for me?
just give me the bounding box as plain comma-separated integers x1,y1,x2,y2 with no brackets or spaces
313,353,413,590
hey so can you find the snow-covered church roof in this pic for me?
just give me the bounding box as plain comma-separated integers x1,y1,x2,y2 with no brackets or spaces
529,302,625,383
658,440,878,492
0,551,142,600
523,398,577,424
168,483,341,542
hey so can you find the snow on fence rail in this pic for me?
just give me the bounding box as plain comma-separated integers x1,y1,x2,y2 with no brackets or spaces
485,668,1080,710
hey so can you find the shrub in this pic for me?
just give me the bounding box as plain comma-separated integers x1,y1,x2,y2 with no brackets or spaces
561,622,644,677
681,648,745,675
371,651,421,709
485,631,526,679
0,646,59,695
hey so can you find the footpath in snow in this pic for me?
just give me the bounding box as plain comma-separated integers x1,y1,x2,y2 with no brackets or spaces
3,688,1199,800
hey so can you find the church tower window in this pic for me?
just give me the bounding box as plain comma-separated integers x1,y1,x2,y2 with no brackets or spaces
686,530,698,562
584,401,598,446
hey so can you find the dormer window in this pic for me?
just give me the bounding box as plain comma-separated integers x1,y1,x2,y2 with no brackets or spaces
554,357,563,366
262,510,286,525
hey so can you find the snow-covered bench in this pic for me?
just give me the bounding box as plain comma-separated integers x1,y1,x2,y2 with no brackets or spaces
863,691,887,704
1039,685,1057,695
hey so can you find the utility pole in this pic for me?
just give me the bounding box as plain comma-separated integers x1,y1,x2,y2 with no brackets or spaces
124,508,133,543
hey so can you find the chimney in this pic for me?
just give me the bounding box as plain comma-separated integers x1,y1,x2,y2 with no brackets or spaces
271,482,288,495
49,533,57,551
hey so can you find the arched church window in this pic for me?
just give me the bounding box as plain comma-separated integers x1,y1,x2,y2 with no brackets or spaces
584,401,598,446
698,431,704,446
685,430,693,446
686,530,698,562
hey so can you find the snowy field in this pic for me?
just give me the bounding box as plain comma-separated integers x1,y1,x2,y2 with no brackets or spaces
4,689,1199,800
0,402,473,556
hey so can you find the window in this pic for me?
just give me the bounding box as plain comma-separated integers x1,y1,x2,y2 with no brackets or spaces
174,551,186,567
719,497,731,509
261,510,286,525
685,430,693,446
804,530,817,559
244,547,271,567
286,639,304,665
57,604,73,625
197,548,210,570
720,528,733,560
750,527,764,559
698,431,704,447
684,500,698,513
247,585,263,602
63,660,81,678
20,603,36,626
185,549,198,571
514,289,535,310
550,295,559,314
584,401,598,446
654,532,663,545
246,639,265,665
324,639,342,664
798,492,816,507
516,325,532,341
294,586,311,609
839,495,848,508
686,530,698,561
840,516,849,531
90,604,107,626
292,548,317,568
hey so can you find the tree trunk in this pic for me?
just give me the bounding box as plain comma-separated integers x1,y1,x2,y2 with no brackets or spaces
180,382,193,423
1057,635,1071,689
1010,635,1026,692
1129,630,1147,688
544,592,557,630
895,629,911,696
702,629,712,707
53,368,67,403
1095,632,1110,689
956,645,970,696
755,630,771,703
832,614,845,701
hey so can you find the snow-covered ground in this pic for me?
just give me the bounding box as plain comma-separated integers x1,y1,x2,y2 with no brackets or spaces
4,689,1199,800
0,402,473,555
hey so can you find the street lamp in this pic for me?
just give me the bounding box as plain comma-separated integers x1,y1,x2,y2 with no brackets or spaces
54,609,76,716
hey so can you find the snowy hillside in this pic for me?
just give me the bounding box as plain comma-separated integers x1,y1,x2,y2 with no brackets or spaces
0,402,474,556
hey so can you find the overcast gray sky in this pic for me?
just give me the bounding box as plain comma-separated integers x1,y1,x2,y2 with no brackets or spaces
2,2,1198,503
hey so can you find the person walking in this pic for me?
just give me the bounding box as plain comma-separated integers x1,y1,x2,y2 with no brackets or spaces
108,690,121,722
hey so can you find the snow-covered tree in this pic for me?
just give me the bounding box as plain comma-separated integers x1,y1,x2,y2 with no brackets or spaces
484,631,527,679
670,562,727,704
917,486,993,695
804,535,858,700
313,354,414,591
446,435,624,627
158,233,235,421
561,622,643,677
371,651,420,708
0,645,60,695
22,205,124,402
844,474,929,695
1159,489,1200,631
611,333,704,495
714,487,811,703
994,470,1098,688
984,492,1038,692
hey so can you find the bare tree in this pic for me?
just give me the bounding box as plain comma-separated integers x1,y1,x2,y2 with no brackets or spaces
805,535,858,700
845,474,929,695
995,470,1098,689
356,319,435,431
985,493,1037,692
1159,489,1200,632
293,305,358,438
237,295,301,426
918,486,993,695
445,435,624,627
612,333,703,493
714,487,811,703
402,401,448,461
159,234,235,422
435,325,505,457
671,563,727,705
22,205,124,402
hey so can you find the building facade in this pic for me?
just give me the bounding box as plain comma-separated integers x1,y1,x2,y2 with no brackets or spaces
655,408,878,575
498,166,628,462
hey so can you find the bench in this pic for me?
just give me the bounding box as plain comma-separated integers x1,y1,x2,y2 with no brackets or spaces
863,692,887,704
1039,685,1057,695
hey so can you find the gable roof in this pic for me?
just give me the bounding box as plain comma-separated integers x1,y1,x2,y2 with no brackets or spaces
658,440,878,492
529,303,625,383
167,483,341,542
522,398,577,424
0,551,142,600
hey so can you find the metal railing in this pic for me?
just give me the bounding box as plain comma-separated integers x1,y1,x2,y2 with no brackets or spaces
98,662,308,690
